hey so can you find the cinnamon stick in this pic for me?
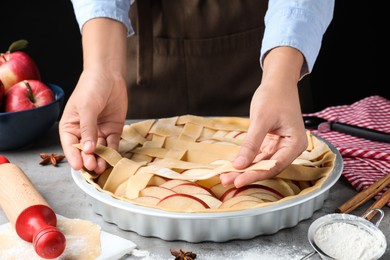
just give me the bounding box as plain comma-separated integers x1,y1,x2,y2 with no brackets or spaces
335,174,390,214
361,187,390,221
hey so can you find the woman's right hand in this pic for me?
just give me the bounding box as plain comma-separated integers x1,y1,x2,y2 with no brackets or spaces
59,68,128,174
59,17,129,174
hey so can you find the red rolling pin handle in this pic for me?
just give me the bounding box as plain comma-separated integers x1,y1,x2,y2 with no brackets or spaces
0,162,66,259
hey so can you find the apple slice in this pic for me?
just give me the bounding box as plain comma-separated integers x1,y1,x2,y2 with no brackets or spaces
219,195,263,209
139,185,176,199
191,194,222,209
225,200,262,210
157,194,209,211
219,187,238,202
159,179,192,189
130,196,160,206
210,183,235,199
253,179,296,197
248,193,280,202
233,184,284,199
171,183,212,196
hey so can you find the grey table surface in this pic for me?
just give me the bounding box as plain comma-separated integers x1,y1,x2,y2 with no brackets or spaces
1,122,389,260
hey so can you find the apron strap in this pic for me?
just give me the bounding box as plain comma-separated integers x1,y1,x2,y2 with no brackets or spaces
135,0,153,86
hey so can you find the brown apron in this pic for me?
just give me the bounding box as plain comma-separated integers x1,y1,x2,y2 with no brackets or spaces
126,0,313,119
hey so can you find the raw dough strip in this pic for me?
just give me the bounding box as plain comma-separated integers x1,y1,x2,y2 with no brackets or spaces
164,137,240,158
76,115,336,213
179,122,204,142
176,115,249,131
73,143,122,167
103,158,146,193
278,162,335,181
149,116,181,137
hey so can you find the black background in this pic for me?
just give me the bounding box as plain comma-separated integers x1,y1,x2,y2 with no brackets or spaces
1,1,388,114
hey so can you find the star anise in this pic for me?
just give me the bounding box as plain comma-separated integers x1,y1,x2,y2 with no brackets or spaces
39,153,65,166
170,249,197,260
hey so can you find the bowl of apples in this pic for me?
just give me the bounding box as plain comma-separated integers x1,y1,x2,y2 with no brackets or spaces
0,40,65,151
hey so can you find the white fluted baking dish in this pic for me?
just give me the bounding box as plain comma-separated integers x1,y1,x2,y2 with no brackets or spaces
71,136,343,242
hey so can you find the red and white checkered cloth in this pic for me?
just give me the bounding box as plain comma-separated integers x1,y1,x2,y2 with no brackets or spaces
304,95,390,206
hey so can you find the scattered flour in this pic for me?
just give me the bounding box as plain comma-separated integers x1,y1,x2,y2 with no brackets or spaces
314,222,385,260
128,243,311,260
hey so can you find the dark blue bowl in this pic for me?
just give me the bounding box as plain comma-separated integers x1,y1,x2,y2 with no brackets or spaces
0,83,65,151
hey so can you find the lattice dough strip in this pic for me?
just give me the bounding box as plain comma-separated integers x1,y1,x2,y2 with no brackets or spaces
103,158,146,193
179,122,204,142
176,115,249,131
149,116,182,137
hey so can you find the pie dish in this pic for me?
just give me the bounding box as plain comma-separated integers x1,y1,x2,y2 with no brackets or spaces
72,115,343,242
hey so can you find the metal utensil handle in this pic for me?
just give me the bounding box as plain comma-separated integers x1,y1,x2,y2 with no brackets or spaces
362,208,384,227
300,251,318,260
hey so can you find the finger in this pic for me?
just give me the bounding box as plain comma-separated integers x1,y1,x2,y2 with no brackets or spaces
81,151,98,172
233,122,268,170
219,171,241,186
78,119,100,172
79,113,98,155
94,137,108,174
234,140,306,187
252,151,272,163
59,130,83,171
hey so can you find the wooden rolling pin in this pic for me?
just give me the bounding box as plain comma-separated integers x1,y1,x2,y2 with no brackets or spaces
0,161,66,259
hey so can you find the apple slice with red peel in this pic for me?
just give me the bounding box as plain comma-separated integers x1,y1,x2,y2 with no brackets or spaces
248,193,280,202
157,193,209,211
171,183,213,196
219,187,238,202
210,183,235,199
253,179,296,197
139,185,176,199
225,199,263,210
233,184,284,199
191,194,222,209
130,196,160,206
159,179,192,189
219,195,263,209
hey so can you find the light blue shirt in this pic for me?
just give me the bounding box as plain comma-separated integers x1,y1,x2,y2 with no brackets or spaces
70,0,334,77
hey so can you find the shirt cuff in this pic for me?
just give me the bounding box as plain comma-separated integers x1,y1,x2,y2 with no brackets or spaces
71,0,134,37
260,7,329,79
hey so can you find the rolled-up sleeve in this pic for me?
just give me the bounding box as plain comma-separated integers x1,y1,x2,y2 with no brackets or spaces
260,0,335,78
70,0,134,36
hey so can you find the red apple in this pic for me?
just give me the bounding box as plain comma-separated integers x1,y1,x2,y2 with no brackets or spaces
4,80,55,112
0,84,5,108
0,155,10,164
0,40,41,92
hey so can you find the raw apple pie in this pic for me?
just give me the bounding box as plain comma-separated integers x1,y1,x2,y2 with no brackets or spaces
76,115,336,213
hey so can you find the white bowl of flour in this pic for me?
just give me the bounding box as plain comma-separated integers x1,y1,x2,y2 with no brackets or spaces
307,209,387,260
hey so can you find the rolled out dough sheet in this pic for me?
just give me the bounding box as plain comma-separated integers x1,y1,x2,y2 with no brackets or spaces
0,215,136,259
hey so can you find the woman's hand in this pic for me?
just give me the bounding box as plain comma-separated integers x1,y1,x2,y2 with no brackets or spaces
59,69,128,173
59,17,128,174
220,47,308,187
